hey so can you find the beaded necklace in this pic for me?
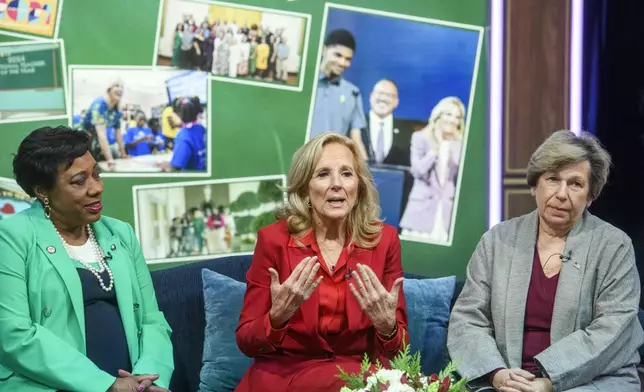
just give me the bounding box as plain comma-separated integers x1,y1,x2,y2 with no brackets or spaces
55,224,114,292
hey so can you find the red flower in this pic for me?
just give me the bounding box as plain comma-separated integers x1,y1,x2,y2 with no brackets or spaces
362,365,379,383
428,374,439,383
0,203,15,215
400,373,409,384
438,376,451,392
377,381,390,390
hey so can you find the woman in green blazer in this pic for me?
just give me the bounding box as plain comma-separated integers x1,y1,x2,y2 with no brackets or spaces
0,126,174,392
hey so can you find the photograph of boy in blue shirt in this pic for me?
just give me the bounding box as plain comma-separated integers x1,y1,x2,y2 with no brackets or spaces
162,97,207,172
124,111,155,157
148,118,167,154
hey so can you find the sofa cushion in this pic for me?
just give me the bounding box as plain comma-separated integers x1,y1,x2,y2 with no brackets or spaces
151,255,254,392
199,269,252,392
403,276,457,375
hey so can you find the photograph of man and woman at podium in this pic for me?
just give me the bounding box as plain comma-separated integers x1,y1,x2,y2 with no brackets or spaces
133,175,286,264
69,66,210,177
307,4,483,246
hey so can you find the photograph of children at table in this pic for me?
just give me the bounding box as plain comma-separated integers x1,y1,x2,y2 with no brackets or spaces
70,67,209,175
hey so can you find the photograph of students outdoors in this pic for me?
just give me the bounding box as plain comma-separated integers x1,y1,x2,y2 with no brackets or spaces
133,176,285,263
69,66,209,175
307,4,483,246
0,40,67,124
154,0,310,90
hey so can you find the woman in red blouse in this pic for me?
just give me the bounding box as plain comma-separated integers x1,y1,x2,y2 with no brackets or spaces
234,133,408,392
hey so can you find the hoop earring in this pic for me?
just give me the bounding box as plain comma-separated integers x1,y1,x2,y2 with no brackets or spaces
43,197,51,219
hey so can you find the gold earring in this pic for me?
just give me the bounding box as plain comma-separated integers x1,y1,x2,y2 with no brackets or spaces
43,197,51,219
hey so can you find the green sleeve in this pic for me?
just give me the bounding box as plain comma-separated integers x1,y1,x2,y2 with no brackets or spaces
126,224,175,388
0,227,115,392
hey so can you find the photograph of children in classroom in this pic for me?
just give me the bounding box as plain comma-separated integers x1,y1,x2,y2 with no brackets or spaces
69,67,209,175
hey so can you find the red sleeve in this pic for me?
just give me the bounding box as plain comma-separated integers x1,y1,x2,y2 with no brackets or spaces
375,227,408,357
235,228,290,357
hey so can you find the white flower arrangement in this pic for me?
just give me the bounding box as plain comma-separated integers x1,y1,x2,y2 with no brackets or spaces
337,337,467,392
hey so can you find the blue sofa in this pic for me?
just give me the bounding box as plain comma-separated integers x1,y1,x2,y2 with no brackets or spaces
150,254,644,392
150,254,464,392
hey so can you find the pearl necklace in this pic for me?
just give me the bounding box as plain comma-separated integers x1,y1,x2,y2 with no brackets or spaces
56,224,114,292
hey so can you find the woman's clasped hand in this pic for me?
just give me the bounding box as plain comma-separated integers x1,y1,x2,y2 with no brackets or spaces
106,370,170,392
493,368,552,392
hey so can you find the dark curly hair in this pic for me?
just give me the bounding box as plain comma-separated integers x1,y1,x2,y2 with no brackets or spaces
175,96,203,123
13,126,91,198
324,29,356,52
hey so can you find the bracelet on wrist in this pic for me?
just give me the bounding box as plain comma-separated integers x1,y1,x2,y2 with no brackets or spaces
377,323,398,340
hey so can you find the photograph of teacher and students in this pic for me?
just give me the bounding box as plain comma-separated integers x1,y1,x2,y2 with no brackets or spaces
70,68,208,174
309,7,482,245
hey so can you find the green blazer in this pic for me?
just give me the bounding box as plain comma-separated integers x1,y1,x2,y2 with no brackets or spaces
0,203,174,392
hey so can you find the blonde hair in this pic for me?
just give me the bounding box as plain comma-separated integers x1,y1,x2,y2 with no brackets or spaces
526,130,611,201
424,96,466,143
278,132,382,247
106,77,124,92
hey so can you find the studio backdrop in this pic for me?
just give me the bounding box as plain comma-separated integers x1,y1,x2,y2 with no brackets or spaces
0,0,488,279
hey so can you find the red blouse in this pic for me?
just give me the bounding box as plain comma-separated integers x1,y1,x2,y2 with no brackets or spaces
263,229,357,340
263,229,401,349
297,229,354,336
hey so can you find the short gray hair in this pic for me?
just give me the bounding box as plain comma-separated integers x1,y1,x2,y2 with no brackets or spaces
526,130,612,201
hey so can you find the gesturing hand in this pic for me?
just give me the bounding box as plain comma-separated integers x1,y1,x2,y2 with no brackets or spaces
349,263,404,336
268,256,323,329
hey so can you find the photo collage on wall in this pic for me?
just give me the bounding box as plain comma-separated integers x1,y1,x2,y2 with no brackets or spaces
0,0,484,264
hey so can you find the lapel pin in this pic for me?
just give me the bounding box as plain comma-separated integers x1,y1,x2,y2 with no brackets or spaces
340,95,345,103
573,261,580,269
46,246,56,254
110,244,116,251
394,128,399,134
